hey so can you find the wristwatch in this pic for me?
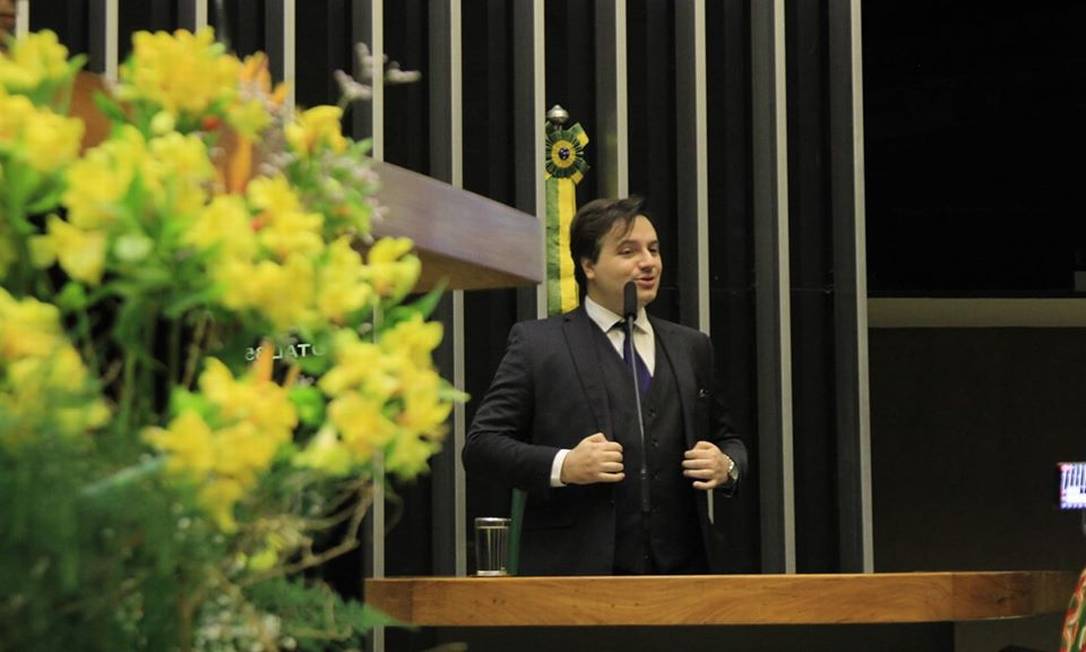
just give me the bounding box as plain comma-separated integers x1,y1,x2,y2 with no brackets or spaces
726,457,739,485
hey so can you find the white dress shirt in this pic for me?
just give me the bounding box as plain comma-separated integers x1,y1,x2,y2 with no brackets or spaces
550,296,655,487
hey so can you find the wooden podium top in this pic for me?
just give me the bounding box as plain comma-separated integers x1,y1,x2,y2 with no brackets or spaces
364,571,1078,627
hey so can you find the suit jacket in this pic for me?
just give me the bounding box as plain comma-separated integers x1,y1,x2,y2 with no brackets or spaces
462,306,747,575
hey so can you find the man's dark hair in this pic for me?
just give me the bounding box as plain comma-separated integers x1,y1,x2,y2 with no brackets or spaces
569,196,647,297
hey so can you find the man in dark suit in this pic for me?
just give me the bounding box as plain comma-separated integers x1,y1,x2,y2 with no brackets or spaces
463,197,747,575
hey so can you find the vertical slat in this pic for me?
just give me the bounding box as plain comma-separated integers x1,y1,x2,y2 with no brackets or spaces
829,0,873,573
264,0,295,107
89,0,118,79
352,3,385,649
370,0,384,160
282,0,295,109
675,0,712,521
595,0,628,198
449,0,466,581
14,0,28,37
751,0,796,574
177,0,208,31
429,0,466,579
426,0,454,582
675,0,709,333
350,0,372,141
513,0,546,320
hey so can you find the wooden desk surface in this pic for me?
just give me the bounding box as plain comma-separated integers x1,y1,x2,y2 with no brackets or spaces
365,571,1078,626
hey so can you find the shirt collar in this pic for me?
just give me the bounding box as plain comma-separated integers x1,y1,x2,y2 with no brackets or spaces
583,295,652,335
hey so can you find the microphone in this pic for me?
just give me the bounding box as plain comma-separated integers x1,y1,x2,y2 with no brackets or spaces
623,280,638,320
623,281,651,513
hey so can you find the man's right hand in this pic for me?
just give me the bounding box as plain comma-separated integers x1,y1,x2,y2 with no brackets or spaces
560,433,624,485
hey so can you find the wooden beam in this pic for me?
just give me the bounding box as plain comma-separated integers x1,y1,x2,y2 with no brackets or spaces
371,161,542,291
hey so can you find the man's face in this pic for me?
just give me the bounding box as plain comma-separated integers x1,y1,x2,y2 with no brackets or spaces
582,215,661,316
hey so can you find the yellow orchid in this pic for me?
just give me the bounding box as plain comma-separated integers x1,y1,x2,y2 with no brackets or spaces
396,366,452,440
183,195,257,260
6,345,89,394
211,420,281,485
215,255,318,332
144,357,299,531
318,329,398,399
246,175,325,258
0,90,83,173
0,288,64,360
0,289,109,444
0,30,71,94
380,314,443,369
146,131,214,215
198,358,297,441
143,410,216,477
385,432,439,478
226,98,271,139
0,91,82,168
21,108,84,173
199,477,246,533
30,215,107,285
365,237,421,298
368,236,413,264
295,425,353,476
238,52,288,105
285,105,348,155
257,207,325,260
316,237,373,322
247,174,303,214
328,392,398,461
63,127,147,230
117,28,240,118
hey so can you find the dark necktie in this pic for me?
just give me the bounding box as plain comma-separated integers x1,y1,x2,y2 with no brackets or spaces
617,323,653,397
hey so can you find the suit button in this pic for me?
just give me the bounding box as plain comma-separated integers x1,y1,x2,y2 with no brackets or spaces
648,408,656,418
651,439,658,447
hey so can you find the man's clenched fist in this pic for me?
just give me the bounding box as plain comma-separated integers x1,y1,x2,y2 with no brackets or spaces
560,432,624,485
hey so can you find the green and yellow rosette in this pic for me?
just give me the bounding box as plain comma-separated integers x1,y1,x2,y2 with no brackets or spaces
544,121,589,316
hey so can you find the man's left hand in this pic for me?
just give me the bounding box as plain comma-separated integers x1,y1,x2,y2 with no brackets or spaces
682,441,732,490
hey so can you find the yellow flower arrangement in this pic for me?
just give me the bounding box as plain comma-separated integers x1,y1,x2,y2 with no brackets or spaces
1,28,456,650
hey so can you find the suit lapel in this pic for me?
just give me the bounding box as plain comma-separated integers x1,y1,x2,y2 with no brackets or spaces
651,317,697,449
562,307,614,438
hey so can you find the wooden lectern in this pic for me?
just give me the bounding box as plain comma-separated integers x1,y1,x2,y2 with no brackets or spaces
365,571,1075,626
366,572,1077,651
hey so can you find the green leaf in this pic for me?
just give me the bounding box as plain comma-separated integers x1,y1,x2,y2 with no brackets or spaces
162,285,221,319
25,190,62,214
93,91,128,125
288,386,326,427
55,282,89,312
168,387,212,420
382,280,448,328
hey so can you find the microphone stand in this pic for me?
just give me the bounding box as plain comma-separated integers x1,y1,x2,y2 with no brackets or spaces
623,282,651,515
